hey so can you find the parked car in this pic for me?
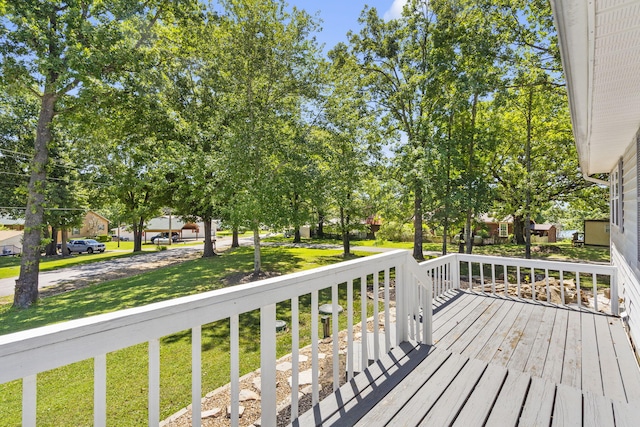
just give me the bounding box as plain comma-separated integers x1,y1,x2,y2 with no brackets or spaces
57,239,106,254
110,234,130,242
150,232,179,244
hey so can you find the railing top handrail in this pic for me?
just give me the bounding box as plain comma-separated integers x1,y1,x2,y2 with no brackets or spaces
0,249,410,383
454,253,615,274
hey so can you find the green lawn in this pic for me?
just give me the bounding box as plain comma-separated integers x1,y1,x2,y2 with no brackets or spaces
0,246,376,425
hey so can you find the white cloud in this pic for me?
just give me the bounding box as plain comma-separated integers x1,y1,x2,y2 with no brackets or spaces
383,0,407,21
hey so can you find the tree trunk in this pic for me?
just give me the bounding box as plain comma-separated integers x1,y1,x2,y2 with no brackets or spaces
133,218,144,252
514,216,525,244
14,92,56,308
317,212,324,238
45,226,58,256
525,87,534,259
442,111,453,256
293,229,301,243
253,225,261,275
232,225,239,248
465,93,479,255
61,228,68,256
340,206,350,256
413,181,424,261
202,217,216,257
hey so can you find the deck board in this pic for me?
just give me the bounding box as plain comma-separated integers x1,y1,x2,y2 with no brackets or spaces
292,290,640,427
542,308,569,382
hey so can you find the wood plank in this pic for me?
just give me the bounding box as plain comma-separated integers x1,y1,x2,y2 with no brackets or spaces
612,398,639,427
583,391,615,427
542,308,569,383
446,298,508,356
500,303,546,372
318,346,448,427
449,363,508,427
354,353,467,427
473,302,528,363
522,305,558,378
485,303,536,367
433,294,487,340
519,377,556,427
450,297,513,358
551,383,582,427
608,317,640,403
418,358,487,426
561,310,582,389
593,314,627,402
437,297,505,352
293,342,423,426
581,312,604,396
484,369,531,427
431,291,475,326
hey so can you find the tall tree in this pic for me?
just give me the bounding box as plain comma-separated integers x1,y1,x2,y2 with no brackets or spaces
0,0,189,307
219,0,320,274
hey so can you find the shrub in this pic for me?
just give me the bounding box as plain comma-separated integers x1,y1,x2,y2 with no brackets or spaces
376,221,414,242
95,235,111,242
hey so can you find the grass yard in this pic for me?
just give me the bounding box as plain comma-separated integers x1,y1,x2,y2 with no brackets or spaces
0,246,378,426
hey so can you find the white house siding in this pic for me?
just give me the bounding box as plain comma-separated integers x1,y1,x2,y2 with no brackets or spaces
611,129,640,346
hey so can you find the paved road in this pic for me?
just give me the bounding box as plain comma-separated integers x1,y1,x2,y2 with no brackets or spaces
0,235,254,298
0,238,421,298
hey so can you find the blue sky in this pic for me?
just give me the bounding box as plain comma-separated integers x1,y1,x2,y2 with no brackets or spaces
286,0,406,53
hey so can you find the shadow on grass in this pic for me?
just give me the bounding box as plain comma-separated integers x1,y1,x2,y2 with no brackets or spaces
0,246,358,336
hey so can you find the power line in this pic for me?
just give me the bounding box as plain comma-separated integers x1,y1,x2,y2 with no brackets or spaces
0,171,110,187
0,207,86,211
0,148,78,170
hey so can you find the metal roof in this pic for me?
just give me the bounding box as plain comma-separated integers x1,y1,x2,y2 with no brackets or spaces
551,0,640,175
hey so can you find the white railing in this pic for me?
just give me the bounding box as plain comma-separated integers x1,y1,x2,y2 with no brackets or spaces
418,253,618,316
0,250,431,427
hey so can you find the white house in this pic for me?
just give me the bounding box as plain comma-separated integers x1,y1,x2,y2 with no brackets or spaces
551,0,640,346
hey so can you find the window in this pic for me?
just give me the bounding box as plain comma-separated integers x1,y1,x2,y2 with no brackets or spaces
611,159,622,228
72,228,80,235
498,223,508,238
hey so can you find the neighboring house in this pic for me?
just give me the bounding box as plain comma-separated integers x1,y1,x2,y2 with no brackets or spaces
478,214,513,238
530,224,557,243
0,214,24,230
552,0,640,345
0,230,23,255
56,211,110,240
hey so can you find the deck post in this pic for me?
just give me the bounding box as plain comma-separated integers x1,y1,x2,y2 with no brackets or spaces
396,260,409,345
611,269,619,315
451,254,460,290
260,304,277,427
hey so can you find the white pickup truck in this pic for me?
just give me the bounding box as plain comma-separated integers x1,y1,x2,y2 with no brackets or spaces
59,239,106,254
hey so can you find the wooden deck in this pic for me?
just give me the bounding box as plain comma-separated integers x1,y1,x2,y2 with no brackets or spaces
293,290,640,426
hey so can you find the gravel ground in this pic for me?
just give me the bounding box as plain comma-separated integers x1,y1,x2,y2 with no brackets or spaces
161,304,397,427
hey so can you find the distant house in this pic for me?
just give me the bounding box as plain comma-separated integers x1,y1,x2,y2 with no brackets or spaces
0,214,25,231
56,211,110,240
584,219,610,247
530,224,557,243
478,214,513,239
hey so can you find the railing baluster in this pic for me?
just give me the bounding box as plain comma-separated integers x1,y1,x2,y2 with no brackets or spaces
576,272,581,308
23,374,36,427
467,261,472,290
361,275,368,370
517,266,521,298
422,280,429,345
480,262,485,294
373,272,380,361
560,270,565,306
149,338,160,427
230,315,239,427
192,326,201,427
545,269,550,304
291,296,299,420
504,264,508,295
384,270,391,353
94,354,106,427
332,283,339,391
408,274,416,341
260,304,276,427
311,291,319,405
531,268,536,301
593,273,598,312
347,279,354,381
491,263,496,294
